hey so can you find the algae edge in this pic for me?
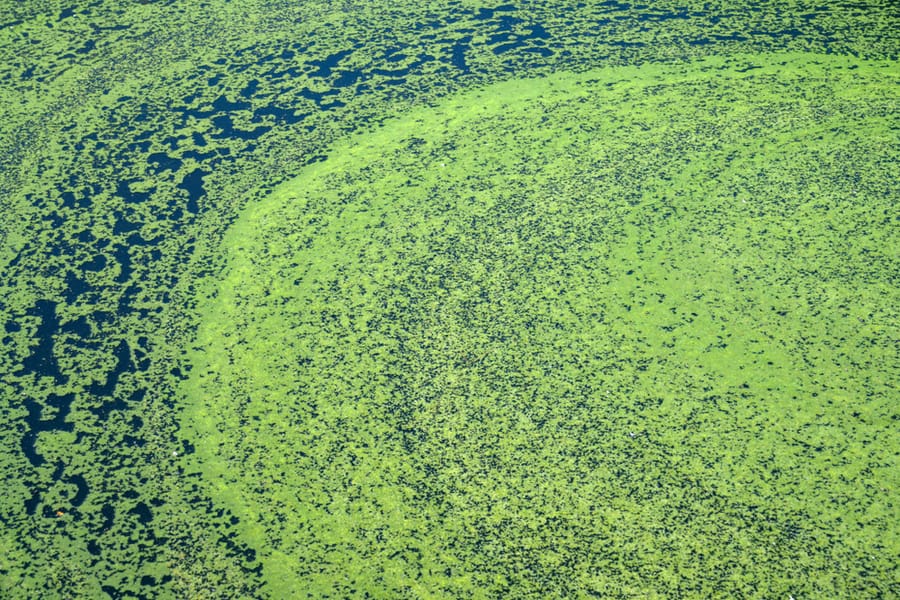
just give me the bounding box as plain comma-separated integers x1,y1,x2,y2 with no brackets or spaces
182,53,899,598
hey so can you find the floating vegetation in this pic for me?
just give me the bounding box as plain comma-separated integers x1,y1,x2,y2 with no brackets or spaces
0,1,897,597
186,55,899,597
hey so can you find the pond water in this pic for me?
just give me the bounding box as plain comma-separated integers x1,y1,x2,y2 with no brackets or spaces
1,1,897,598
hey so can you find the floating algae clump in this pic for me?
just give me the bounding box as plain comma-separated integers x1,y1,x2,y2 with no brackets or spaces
184,54,898,597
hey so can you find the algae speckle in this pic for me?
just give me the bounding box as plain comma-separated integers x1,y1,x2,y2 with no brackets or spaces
187,56,898,597
0,1,897,597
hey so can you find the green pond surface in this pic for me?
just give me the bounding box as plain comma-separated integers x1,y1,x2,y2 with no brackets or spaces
1,1,898,598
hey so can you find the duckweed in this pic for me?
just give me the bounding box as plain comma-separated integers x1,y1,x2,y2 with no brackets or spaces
1,1,897,597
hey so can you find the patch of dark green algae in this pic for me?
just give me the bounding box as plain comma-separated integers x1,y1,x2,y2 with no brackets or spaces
0,0,898,598
186,54,899,598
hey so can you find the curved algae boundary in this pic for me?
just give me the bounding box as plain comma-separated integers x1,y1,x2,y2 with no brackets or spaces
180,52,899,597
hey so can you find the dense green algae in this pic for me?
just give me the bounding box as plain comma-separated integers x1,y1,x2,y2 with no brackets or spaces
186,55,898,597
0,0,898,597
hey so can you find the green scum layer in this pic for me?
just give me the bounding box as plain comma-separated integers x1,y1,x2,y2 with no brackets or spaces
1,1,898,597
186,55,898,598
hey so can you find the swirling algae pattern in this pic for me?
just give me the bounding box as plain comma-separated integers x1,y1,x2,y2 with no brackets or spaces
0,1,897,598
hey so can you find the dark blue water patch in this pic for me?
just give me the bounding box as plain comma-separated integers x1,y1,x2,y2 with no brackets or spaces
334,69,362,88
414,14,453,32
638,9,695,22
529,23,550,39
129,102,155,124
100,503,115,531
129,231,163,252
251,105,308,126
24,489,41,516
112,244,132,284
81,253,107,272
68,474,89,507
721,33,751,43
62,315,92,338
493,39,553,55
116,281,140,315
373,78,408,91
73,133,100,153
134,336,151,372
384,45,410,62
607,40,646,48
240,79,260,99
75,39,97,55
21,400,46,467
118,179,157,203
100,585,120,599
475,4,518,20
180,148,219,162
209,114,272,141
395,52,436,75
88,22,131,33
92,310,114,328
688,33,749,46
147,152,182,174
211,94,252,113
490,13,528,38
295,86,344,109
112,210,142,235
58,179,98,210
40,210,65,229
748,27,804,40
598,0,632,9
89,340,132,396
129,502,153,524
123,434,146,449
260,62,307,81
88,344,137,422
21,392,76,467
371,66,411,78
520,46,554,57
451,39,471,72
63,271,92,303
488,26,516,44
177,168,208,214
18,300,66,384
307,48,355,78
76,229,96,243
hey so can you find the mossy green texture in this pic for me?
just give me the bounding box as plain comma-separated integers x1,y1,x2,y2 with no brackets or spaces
1,0,898,597
186,54,898,597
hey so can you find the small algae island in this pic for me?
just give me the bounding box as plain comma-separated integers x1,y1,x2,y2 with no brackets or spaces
1,1,898,598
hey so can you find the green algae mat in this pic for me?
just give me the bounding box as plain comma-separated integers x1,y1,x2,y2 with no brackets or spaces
1,1,898,598
186,55,899,597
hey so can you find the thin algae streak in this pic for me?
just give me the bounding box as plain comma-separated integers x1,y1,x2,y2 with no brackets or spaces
186,55,898,598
